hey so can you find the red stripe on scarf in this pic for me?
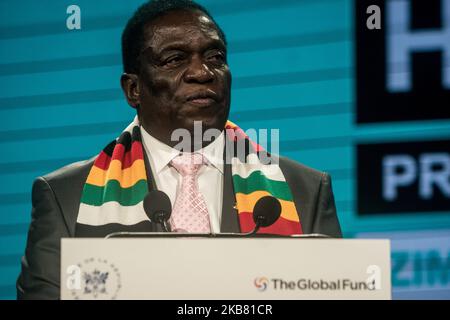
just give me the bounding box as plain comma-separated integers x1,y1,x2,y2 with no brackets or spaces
238,212,302,235
94,141,144,170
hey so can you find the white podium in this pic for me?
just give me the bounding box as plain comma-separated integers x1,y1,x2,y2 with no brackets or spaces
61,237,391,300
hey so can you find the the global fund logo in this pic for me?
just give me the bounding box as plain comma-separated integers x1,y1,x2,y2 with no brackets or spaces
254,277,269,292
254,266,381,293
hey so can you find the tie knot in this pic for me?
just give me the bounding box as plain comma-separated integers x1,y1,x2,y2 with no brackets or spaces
170,153,205,176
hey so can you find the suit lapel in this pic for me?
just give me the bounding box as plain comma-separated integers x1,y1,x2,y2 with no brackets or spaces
142,149,165,232
55,158,95,237
220,161,240,233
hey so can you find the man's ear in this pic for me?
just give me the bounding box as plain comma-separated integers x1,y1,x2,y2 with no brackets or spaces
120,73,141,108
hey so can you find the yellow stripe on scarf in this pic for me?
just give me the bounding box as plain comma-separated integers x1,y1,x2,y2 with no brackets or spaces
87,159,146,188
235,191,299,222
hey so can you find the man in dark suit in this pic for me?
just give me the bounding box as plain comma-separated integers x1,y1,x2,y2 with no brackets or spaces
17,0,341,299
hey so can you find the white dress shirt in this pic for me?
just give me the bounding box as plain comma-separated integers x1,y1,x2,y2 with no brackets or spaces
140,126,224,234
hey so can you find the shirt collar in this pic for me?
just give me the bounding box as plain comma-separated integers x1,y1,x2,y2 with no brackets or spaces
198,131,225,173
140,126,224,174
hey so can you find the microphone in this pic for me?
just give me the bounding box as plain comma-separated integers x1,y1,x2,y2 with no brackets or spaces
248,196,282,235
143,190,172,232
105,193,330,238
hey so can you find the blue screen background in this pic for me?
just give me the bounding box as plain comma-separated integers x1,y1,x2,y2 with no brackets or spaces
0,0,449,299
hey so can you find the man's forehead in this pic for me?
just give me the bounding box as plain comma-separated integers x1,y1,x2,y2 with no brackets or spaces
142,10,223,51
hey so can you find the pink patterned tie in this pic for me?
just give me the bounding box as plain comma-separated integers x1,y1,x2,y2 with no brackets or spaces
169,153,211,233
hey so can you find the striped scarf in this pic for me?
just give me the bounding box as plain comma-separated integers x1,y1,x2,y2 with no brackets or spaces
77,117,302,235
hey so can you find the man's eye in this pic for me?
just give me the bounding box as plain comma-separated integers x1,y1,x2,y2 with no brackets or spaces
207,52,225,63
163,56,184,66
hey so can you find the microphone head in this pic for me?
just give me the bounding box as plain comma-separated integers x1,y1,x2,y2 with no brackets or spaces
252,196,282,227
143,190,172,223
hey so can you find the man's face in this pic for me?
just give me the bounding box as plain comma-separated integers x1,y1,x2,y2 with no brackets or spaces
136,9,231,144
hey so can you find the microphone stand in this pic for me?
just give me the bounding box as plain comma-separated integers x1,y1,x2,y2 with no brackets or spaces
153,212,171,232
105,206,331,239
105,230,331,239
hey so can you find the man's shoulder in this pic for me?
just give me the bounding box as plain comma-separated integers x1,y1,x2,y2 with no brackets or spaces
41,157,95,187
277,155,327,184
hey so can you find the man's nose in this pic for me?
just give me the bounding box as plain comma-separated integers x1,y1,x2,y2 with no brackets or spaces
184,56,214,83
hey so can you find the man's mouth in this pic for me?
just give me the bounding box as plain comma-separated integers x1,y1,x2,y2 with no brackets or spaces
185,90,219,107
188,98,215,106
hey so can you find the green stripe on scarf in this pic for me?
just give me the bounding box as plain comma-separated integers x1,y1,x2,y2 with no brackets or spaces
232,170,293,201
81,179,148,206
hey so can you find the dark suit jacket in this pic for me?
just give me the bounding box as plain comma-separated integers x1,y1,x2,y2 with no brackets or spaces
17,153,342,299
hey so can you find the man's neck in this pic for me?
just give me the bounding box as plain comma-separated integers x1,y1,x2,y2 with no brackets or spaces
139,122,224,152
